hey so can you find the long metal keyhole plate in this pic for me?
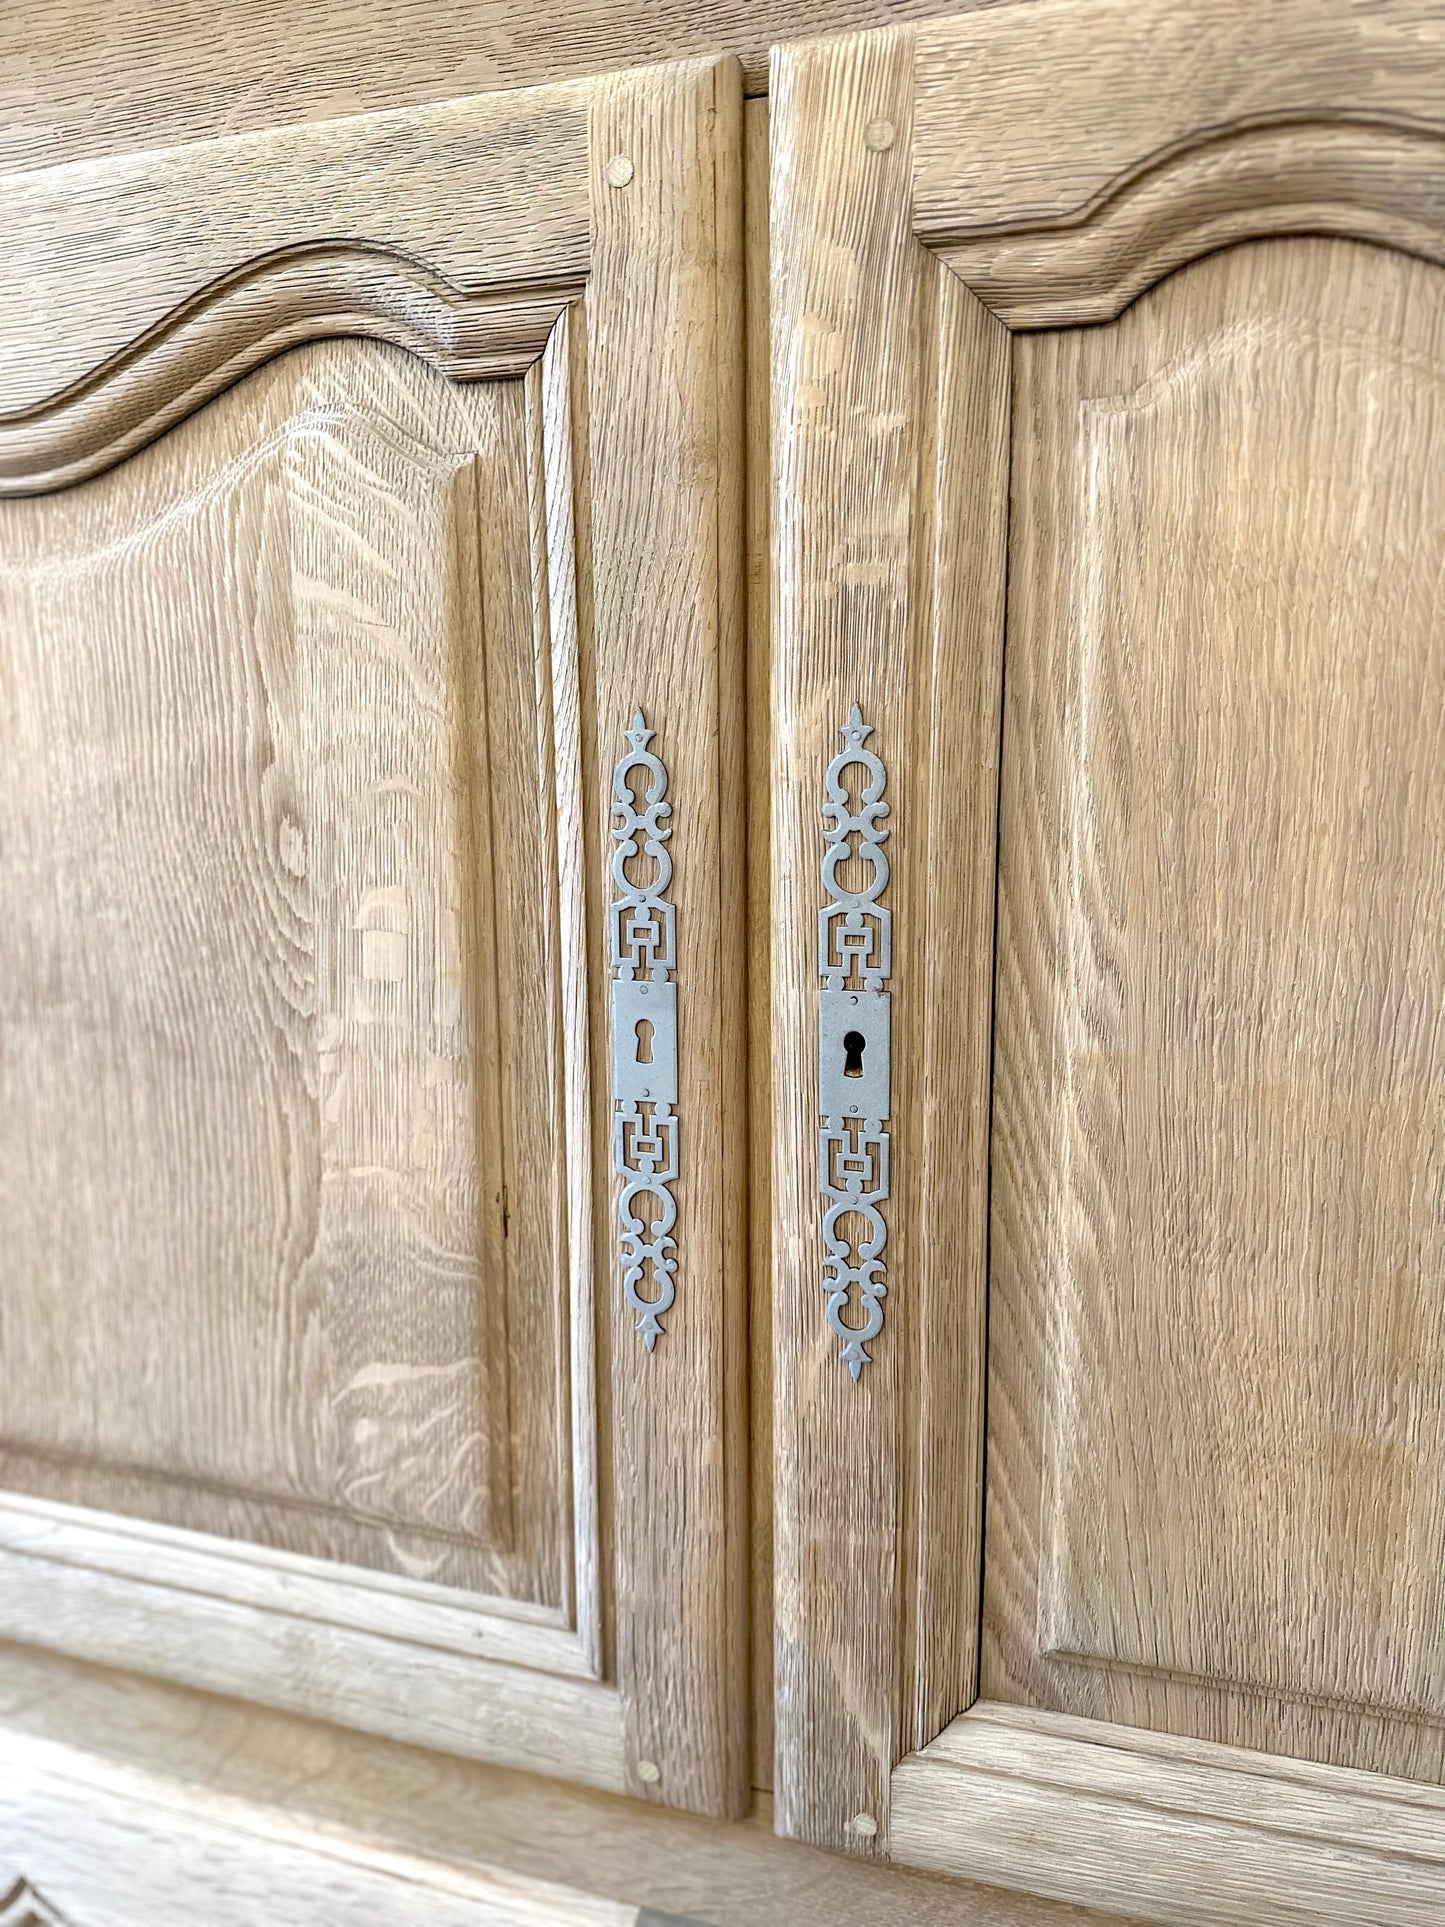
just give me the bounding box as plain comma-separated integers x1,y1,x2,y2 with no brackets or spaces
610,710,680,1353
818,706,892,1379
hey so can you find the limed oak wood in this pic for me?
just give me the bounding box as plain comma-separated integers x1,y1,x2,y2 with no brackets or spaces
0,1643,1146,1927
771,29,920,1855
744,93,776,1795
770,23,1009,1851
986,235,1445,1782
1,1734,638,1927
893,1703,1445,1927
0,0,991,173
0,52,748,1818
769,0,1445,1902
938,123,1445,330
0,82,590,492
0,337,567,1604
911,0,1445,256
586,57,748,1819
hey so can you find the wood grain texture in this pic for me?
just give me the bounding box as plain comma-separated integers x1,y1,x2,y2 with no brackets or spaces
0,1734,638,1927
0,1644,1149,1927
0,336,573,1606
912,0,1445,248
585,55,749,1819
530,306,607,1671
939,121,1445,329
744,94,776,1795
985,237,1445,1781
0,48,749,1816
0,1496,587,1671
0,1529,628,1788
771,26,918,1856
0,317,641,1786
770,23,1010,1851
0,0,994,174
902,249,1010,1758
893,1702,1445,1927
0,81,590,491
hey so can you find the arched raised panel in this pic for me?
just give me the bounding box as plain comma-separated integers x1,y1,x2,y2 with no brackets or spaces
938,122,1445,328
770,5,1445,1918
0,333,585,1614
0,85,591,494
987,231,1445,1765
0,56,747,1822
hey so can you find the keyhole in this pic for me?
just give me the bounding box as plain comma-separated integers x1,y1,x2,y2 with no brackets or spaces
843,1030,866,1078
634,1018,655,1065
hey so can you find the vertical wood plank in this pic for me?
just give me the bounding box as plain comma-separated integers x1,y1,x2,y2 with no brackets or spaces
587,54,749,1820
743,92,776,1795
770,25,1015,1846
527,308,606,1671
770,26,918,1853
902,259,1011,1753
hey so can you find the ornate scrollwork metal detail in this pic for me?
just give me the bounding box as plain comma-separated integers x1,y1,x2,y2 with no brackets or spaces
610,710,680,1352
818,706,892,1379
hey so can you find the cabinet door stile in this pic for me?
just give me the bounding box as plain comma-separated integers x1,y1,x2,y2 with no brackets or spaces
770,24,1009,1852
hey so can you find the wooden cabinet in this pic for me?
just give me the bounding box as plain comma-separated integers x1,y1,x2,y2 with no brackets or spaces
4,2,1445,1922
770,2,1445,1920
0,57,747,1824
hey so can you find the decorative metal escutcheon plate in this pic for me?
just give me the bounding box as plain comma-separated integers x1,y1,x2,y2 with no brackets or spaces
609,710,680,1353
818,706,892,1379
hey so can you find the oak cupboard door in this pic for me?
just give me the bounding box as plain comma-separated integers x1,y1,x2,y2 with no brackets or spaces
0,57,747,1819
769,1,1445,1916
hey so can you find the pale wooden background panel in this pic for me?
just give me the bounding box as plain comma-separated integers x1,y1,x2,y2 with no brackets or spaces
986,237,1445,1781
0,0,989,173
0,338,570,1607
0,1642,1154,1927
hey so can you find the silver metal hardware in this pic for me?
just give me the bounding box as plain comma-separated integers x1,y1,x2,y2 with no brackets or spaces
610,710,679,1353
819,988,890,1120
612,978,678,1106
818,706,892,1379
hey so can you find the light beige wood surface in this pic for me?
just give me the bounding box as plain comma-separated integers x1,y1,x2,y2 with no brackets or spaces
2,1734,638,1927
769,22,1009,1854
0,0,988,173
0,338,568,1603
986,234,1445,1781
937,122,1445,330
0,1498,630,1790
893,1703,1445,1927
11,0,1445,1904
768,0,1445,1905
770,26,919,1855
744,94,776,1794
0,1643,1146,1927
0,51,749,1819
911,0,1445,255
0,80,591,493
584,54,749,1819
0,307,625,1788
